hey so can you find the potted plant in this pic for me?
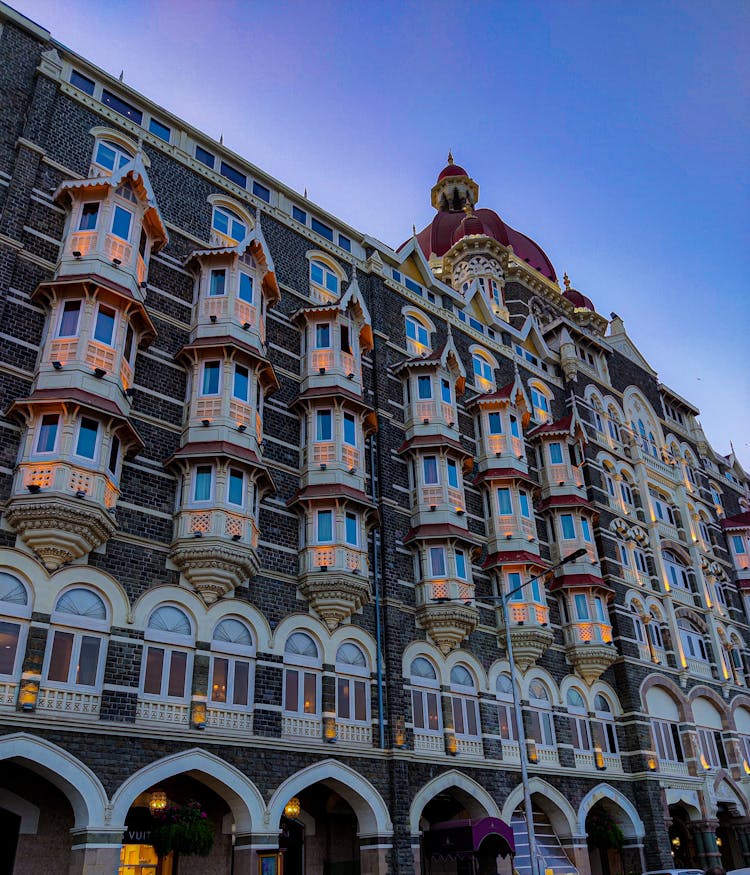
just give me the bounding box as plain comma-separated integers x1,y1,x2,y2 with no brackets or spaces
151,799,214,870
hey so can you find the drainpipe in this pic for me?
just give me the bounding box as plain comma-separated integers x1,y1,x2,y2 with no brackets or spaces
369,430,386,749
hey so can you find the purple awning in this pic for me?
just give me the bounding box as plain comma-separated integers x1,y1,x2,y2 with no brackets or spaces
425,817,515,859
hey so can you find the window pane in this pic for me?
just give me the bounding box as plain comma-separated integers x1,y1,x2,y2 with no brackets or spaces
412,690,425,729
76,635,101,686
423,456,438,484
210,269,226,295
303,672,316,714
0,621,20,675
430,547,446,576
228,470,244,506
111,205,132,241
417,376,432,399
58,300,81,337
354,680,367,722
343,414,356,446
497,488,512,515
337,677,350,719
345,513,358,546
220,161,246,188
149,118,171,141
79,202,99,231
239,273,253,303
101,90,142,124
70,69,95,94
233,365,249,401
561,515,576,539
202,362,220,394
315,323,330,348
488,412,502,434
285,668,299,712
317,510,333,542
549,443,563,464
510,416,520,438
76,418,99,459
211,657,228,703
48,630,74,682
447,460,459,488
453,698,465,734
427,692,440,730
143,646,164,694
37,415,59,453
167,650,187,698
194,466,212,501
94,306,116,345
195,145,215,168
316,410,332,441
574,594,590,619
466,701,478,736
233,660,250,706
292,206,307,224
519,491,530,517
455,550,467,579
441,380,451,404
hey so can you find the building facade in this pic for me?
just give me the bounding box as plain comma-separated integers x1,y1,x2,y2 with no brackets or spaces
1,5,750,875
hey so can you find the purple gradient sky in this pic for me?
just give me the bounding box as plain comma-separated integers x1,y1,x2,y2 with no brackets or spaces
14,0,750,466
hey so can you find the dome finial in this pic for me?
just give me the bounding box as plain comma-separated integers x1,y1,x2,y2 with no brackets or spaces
447,149,454,165
563,272,571,291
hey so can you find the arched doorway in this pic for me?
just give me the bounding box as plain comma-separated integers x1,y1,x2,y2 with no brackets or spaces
0,808,20,875
269,761,392,875
668,804,698,868
585,802,624,875
580,785,645,875
502,784,578,875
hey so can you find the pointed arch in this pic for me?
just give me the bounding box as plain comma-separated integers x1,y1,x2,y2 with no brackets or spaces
409,769,501,835
0,733,108,830
268,759,392,838
578,783,645,839
109,748,264,833
501,777,578,839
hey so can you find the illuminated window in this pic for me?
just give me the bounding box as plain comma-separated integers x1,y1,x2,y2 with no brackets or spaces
283,632,320,716
212,205,246,244
410,657,441,733
495,674,517,740
336,642,369,724
209,618,254,709
449,665,480,739
44,588,108,691
405,312,432,354
92,139,132,174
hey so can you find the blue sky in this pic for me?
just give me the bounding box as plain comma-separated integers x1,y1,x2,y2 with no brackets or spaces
15,0,750,466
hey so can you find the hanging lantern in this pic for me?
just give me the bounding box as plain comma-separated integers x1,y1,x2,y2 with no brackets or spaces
149,790,168,814
284,797,301,819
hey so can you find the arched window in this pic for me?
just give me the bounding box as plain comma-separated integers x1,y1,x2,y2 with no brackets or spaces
606,406,621,442
92,139,133,175
0,572,30,680
567,687,591,752
602,463,616,501
677,618,708,663
141,605,194,701
310,258,340,300
495,673,516,741
448,664,480,739
646,686,684,764
648,608,665,656
44,588,109,690
528,679,555,748
693,697,726,769
283,632,321,717
650,490,676,527
410,656,441,734
592,693,618,754
404,310,432,355
212,205,247,245
471,347,496,392
590,398,604,433
663,550,689,590
336,642,370,725
529,382,552,424
209,618,255,710
630,603,646,647
619,474,635,508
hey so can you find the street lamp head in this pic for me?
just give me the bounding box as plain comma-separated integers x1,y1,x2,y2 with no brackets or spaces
563,548,587,563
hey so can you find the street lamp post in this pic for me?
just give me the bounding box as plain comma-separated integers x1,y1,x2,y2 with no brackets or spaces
432,548,586,875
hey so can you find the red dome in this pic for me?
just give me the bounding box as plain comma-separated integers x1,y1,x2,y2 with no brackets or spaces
411,208,557,281
563,287,595,311
451,213,485,244
438,162,469,181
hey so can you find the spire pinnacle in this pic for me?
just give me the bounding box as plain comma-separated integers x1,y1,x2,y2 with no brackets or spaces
447,150,454,165
563,272,571,291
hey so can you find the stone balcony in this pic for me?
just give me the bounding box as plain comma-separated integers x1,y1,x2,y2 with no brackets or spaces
298,544,371,630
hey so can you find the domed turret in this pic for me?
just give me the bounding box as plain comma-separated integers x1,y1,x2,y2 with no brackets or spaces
562,273,595,311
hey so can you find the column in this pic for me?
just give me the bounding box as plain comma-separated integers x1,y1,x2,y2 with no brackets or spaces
360,836,392,875
692,820,721,870
233,834,279,875
68,829,123,875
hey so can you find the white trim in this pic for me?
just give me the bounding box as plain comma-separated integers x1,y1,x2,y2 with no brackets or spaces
576,783,645,840
409,770,500,835
500,777,578,839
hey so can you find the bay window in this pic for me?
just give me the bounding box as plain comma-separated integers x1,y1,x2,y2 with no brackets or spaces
429,546,447,577
209,268,226,296
227,469,245,507
93,305,116,345
201,361,221,395
193,465,213,502
75,417,99,460
111,204,132,241
316,509,334,543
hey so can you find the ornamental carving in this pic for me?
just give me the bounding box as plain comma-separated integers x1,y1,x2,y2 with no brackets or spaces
170,540,259,604
500,624,554,671
415,602,478,654
4,496,117,569
565,641,618,685
298,572,371,630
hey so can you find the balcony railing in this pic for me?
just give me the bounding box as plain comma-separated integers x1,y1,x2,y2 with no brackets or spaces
495,515,536,542
535,747,559,766
136,699,190,724
658,759,690,777
547,463,584,489
573,750,623,772
456,738,484,757
177,508,259,548
623,567,649,587
0,681,17,709
36,688,101,716
656,519,681,541
193,395,262,441
282,714,322,739
205,706,253,732
306,441,360,471
337,722,373,745
17,461,120,509
486,434,525,459
508,602,549,625
669,585,695,606
565,622,614,645
643,451,677,480
419,579,474,602
685,656,713,679
501,740,521,763
413,400,457,427
309,349,358,381
417,484,466,512
301,545,368,575
414,732,444,753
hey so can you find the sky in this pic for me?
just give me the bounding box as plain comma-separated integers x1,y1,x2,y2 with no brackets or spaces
13,0,750,467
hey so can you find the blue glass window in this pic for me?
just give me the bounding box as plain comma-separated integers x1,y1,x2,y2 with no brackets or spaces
508,572,523,601
560,514,576,540
239,273,253,303
447,459,459,489
76,418,99,459
423,456,438,484
441,379,452,404
101,90,142,124
417,376,432,400
311,218,334,241
212,206,246,243
36,415,59,453
94,306,116,345
338,234,351,252
233,365,249,402
345,512,358,546
317,510,333,542
195,146,215,169
202,361,221,395
148,118,171,142
78,202,99,231
510,416,520,438
220,161,246,188
210,269,226,296
497,488,512,515
343,413,356,446
316,410,332,441
488,412,502,434
111,205,132,241
292,206,307,224
315,323,331,348
549,443,563,464
194,465,212,502
228,469,244,506
455,550,467,579
519,491,530,518
70,70,95,95
252,181,270,202
430,547,446,577
58,300,81,337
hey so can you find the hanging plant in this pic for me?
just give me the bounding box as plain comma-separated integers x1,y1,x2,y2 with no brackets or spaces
587,810,624,851
150,800,214,858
